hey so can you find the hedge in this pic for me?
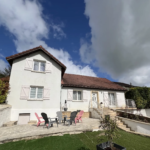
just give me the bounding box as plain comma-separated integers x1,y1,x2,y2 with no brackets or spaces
125,87,150,109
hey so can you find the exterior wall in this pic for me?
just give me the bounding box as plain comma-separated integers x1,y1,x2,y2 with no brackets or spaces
0,105,11,127
121,117,150,135
61,87,126,112
7,51,62,121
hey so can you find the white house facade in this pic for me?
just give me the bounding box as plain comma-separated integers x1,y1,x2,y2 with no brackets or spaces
5,46,126,123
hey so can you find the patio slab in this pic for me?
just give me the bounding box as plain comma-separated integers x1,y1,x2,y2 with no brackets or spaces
0,118,101,143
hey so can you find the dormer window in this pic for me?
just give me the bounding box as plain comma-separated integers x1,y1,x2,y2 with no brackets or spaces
34,60,45,72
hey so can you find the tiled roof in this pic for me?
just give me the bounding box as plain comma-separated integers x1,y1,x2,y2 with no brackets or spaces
113,82,137,88
62,74,126,91
6,46,66,76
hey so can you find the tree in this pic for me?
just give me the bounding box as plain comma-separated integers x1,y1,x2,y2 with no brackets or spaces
0,66,11,78
0,78,9,104
99,116,120,150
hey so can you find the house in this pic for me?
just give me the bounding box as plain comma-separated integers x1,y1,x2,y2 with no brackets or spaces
6,46,126,123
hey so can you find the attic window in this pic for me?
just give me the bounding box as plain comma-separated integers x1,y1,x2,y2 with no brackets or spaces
34,60,45,72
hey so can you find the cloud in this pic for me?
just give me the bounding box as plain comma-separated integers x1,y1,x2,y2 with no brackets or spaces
80,0,150,86
0,0,96,77
0,59,7,71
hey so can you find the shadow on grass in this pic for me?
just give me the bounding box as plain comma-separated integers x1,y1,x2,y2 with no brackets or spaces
77,147,90,150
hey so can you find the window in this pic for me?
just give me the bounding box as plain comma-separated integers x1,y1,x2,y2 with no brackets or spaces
73,91,82,100
108,93,115,105
33,61,45,72
30,87,43,99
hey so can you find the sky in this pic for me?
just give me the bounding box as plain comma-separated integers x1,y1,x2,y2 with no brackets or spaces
0,0,150,86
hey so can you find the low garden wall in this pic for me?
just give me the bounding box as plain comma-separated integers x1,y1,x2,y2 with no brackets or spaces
0,104,11,127
62,111,91,118
117,110,150,135
117,109,150,117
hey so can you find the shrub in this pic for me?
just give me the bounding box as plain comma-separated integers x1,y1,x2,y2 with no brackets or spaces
0,79,9,104
125,87,149,109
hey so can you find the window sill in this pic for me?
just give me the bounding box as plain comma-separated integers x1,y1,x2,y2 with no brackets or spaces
27,99,43,101
72,100,84,102
31,70,46,74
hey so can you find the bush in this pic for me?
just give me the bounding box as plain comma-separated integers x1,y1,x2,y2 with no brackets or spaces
0,79,9,104
125,87,150,109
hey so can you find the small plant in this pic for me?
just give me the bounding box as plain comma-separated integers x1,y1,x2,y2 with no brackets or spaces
99,116,120,150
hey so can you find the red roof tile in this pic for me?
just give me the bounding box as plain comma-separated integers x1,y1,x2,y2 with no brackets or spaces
62,74,126,91
6,46,66,76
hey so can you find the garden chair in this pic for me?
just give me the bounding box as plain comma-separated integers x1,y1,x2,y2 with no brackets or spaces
75,110,84,124
35,112,45,127
64,111,78,126
56,111,66,124
41,112,58,129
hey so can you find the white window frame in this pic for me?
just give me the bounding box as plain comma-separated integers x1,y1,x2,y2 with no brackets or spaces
73,90,82,101
33,60,46,72
108,92,116,106
29,86,44,100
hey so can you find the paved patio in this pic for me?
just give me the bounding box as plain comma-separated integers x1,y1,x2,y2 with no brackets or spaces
0,118,101,143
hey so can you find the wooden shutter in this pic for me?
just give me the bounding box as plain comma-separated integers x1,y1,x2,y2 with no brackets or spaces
103,92,109,107
20,86,30,100
83,90,88,101
45,62,52,73
43,88,50,100
67,89,73,100
24,58,33,70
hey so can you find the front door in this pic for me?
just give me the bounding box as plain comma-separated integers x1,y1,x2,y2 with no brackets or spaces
92,92,98,108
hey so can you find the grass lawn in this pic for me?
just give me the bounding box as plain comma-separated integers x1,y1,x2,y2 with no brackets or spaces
0,129,150,150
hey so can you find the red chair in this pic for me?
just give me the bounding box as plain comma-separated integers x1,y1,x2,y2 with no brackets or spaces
75,110,84,124
35,113,45,127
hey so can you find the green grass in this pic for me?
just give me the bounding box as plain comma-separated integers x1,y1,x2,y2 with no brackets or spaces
0,130,150,150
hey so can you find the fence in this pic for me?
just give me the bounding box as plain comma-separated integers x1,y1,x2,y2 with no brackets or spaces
125,99,136,108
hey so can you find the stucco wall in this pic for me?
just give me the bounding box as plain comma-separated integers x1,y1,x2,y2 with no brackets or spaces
121,117,150,135
0,105,11,127
61,87,126,111
7,51,62,121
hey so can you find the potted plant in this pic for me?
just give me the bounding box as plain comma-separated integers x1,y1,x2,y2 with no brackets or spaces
97,116,126,150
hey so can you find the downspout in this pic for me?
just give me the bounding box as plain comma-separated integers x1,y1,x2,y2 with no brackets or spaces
60,84,63,111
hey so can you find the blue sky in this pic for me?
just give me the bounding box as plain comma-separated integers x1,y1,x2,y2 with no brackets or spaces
1,0,150,86
0,0,114,81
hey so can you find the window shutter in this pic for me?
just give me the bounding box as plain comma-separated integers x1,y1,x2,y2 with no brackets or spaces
67,89,73,100
20,86,30,100
103,92,109,107
43,88,50,100
83,90,88,101
24,58,33,70
45,62,52,73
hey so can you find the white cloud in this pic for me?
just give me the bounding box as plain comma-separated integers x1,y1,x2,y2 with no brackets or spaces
80,0,150,85
0,59,7,71
0,0,96,77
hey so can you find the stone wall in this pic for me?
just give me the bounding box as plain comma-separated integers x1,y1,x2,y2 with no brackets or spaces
0,104,11,127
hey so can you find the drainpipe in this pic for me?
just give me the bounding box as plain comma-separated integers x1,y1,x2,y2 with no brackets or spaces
60,85,63,111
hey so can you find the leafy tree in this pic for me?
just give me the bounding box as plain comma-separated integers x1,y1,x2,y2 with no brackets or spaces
0,79,9,104
0,66,11,78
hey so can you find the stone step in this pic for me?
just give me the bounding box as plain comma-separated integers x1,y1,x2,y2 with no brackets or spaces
118,124,127,128
3,121,17,127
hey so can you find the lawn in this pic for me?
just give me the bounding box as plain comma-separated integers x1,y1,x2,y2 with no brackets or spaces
0,129,150,150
